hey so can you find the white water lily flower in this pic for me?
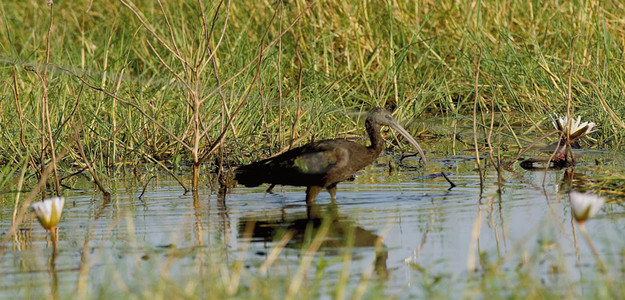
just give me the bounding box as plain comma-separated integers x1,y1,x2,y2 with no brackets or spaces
31,197,65,230
551,114,597,141
569,191,604,223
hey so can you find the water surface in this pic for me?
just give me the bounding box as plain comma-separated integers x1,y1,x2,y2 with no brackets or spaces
1,150,624,298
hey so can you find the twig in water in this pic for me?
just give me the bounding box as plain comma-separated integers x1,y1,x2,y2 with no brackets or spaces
441,172,456,190
138,176,156,200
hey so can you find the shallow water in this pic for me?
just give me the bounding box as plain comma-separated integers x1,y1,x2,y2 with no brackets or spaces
1,150,624,298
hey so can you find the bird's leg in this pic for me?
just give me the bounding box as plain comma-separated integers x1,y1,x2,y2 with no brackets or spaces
326,183,338,203
305,186,323,206
306,203,322,219
266,184,276,194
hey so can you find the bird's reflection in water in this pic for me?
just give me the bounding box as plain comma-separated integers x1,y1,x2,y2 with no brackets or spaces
238,204,388,278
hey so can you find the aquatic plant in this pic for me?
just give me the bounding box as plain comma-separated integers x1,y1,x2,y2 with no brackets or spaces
569,191,604,224
569,190,605,253
551,114,597,142
31,197,65,250
31,197,65,231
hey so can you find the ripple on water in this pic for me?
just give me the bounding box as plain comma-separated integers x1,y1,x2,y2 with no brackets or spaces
1,150,625,298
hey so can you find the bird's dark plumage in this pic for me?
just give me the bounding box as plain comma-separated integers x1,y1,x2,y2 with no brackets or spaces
234,108,426,205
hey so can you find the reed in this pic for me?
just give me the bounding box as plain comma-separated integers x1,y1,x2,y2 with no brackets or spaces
0,1,623,184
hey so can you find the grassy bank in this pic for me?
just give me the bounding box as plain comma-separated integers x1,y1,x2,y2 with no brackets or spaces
1,0,625,223
2,1,625,177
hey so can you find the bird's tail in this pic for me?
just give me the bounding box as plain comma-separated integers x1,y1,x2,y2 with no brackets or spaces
233,166,264,187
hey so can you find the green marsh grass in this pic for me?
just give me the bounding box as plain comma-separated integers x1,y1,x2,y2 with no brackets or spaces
2,1,625,177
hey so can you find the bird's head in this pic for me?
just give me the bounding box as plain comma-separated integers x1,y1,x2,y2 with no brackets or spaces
366,108,427,164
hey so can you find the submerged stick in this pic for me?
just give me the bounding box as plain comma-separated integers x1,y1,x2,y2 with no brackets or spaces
138,176,156,199
441,172,456,189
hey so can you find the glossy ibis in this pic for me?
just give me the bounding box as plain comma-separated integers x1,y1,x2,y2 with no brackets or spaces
234,108,427,205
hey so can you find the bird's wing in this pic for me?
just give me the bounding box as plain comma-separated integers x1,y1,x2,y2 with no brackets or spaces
235,140,352,186
288,147,348,175
267,141,348,175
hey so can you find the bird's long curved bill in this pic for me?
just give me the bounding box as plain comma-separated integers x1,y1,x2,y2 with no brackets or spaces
390,122,427,164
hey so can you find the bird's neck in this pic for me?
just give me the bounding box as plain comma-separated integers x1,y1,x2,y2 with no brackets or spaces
366,120,384,155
